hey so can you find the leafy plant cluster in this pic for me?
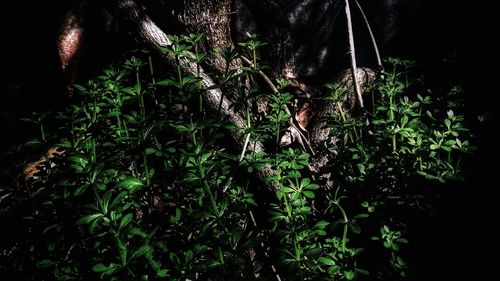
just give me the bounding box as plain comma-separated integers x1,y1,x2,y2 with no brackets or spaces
0,35,474,280
324,57,475,278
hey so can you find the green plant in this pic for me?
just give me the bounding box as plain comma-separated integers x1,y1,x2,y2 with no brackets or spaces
323,57,475,278
0,37,475,281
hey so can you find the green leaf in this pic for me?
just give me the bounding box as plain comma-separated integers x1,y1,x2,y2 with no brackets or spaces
76,213,103,225
383,241,391,248
42,224,59,235
156,79,177,86
328,265,341,275
92,263,108,273
314,221,329,229
441,145,452,152
398,238,409,244
319,257,336,266
36,259,53,268
131,245,152,260
107,111,121,118
73,184,89,196
122,87,137,95
292,198,303,206
117,239,128,265
185,250,193,263
298,206,311,215
89,219,100,234
302,190,315,199
117,177,143,193
355,268,370,275
110,191,128,209
300,178,311,186
24,138,42,146
353,213,369,219
344,270,355,280
120,213,133,229
445,139,456,146
102,264,118,277
305,246,322,256
156,269,169,277
305,183,320,190
129,227,148,238
348,222,361,234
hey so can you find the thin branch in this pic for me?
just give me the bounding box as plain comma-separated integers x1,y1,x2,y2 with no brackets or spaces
354,0,383,70
344,0,364,108
239,132,251,162
240,56,281,104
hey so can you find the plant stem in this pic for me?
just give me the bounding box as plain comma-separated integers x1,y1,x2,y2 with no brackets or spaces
176,56,182,84
93,99,98,123
252,49,257,72
189,116,197,146
40,122,46,143
239,108,252,162
91,138,96,162
115,113,122,137
337,102,355,143
371,91,376,116
276,103,281,145
148,55,158,105
388,94,397,152
199,163,219,215
392,133,397,152
337,102,348,123
334,200,349,252
143,152,150,186
136,70,146,124
135,67,152,182
239,133,251,162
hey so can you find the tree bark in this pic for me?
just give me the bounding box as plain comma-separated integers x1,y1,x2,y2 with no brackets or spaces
311,67,375,143
58,0,89,96
180,0,235,73
309,67,375,176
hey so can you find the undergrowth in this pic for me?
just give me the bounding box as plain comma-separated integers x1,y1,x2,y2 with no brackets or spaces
0,35,474,280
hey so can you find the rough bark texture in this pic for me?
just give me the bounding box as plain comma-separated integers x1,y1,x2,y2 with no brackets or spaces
58,1,88,96
311,67,375,143
180,0,235,73
309,67,375,178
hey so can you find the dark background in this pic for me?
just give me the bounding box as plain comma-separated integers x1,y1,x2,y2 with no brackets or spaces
1,1,498,279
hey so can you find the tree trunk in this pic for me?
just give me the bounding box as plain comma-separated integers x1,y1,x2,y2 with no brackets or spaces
179,0,235,73
241,0,297,79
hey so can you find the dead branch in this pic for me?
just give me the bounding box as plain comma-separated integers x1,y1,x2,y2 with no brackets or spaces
344,0,364,108
354,0,383,70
